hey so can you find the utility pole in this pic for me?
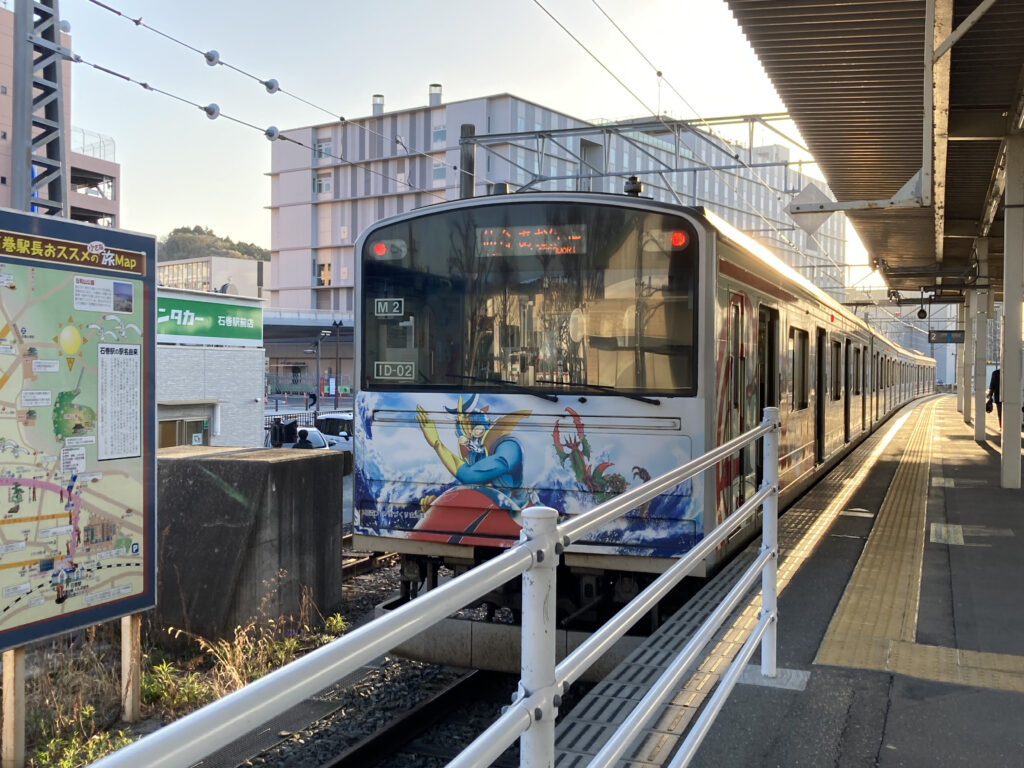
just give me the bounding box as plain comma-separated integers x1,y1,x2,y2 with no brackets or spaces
333,321,343,409
314,329,330,418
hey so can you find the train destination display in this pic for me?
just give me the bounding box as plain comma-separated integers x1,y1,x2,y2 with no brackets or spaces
0,210,156,649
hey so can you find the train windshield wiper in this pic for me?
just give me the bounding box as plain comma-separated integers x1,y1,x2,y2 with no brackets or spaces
447,374,558,402
553,380,661,406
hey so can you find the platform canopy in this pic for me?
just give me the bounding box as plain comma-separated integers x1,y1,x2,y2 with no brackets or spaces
725,0,1024,304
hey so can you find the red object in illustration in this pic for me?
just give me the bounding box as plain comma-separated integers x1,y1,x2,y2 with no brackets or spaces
409,486,523,546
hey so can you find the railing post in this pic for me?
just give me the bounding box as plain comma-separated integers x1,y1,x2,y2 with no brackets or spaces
520,506,559,768
760,407,779,678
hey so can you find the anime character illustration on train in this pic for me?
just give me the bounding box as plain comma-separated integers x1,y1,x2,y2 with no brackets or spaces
411,395,532,545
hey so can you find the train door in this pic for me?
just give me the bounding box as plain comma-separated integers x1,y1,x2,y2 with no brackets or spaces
756,306,779,487
815,327,826,464
883,358,888,414
844,339,852,443
872,350,879,423
726,297,748,508
885,358,891,413
861,345,868,430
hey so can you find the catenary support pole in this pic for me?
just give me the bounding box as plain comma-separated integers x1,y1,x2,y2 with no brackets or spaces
956,303,965,414
460,124,476,199
975,240,990,442
964,291,975,425
1002,136,1023,488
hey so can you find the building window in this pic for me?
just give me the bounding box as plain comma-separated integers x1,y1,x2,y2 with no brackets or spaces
432,160,446,181
314,139,332,159
0,86,6,95
158,419,209,448
0,131,6,140
317,262,332,286
314,173,332,194
432,125,447,144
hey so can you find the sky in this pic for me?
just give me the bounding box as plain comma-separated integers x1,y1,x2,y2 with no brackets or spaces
61,0,848,257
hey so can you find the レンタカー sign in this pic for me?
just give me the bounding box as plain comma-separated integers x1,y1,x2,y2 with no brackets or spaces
157,294,262,347
0,209,156,650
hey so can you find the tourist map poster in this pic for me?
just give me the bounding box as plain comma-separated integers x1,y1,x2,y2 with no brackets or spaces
0,210,156,649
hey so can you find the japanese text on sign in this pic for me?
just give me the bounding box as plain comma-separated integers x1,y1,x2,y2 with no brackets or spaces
0,231,145,275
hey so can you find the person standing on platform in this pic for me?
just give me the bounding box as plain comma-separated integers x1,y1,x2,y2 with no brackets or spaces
988,368,1001,428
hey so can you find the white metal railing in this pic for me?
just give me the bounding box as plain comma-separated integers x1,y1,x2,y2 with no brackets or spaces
92,407,780,768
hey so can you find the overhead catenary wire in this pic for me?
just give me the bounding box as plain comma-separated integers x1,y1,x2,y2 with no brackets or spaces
81,0,848,285
70,52,447,203
531,0,846,280
80,0,476,185
73,54,269,134
590,0,847,278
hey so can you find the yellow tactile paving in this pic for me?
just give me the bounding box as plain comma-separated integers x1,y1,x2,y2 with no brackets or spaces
815,398,1024,693
664,405,929,717
817,402,934,661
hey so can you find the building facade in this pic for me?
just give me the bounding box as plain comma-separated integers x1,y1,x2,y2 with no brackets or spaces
268,86,848,325
157,254,264,298
156,288,265,448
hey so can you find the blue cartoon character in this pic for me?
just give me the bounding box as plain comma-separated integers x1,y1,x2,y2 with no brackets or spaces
412,396,532,546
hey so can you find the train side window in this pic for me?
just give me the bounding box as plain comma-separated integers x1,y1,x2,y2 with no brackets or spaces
853,346,862,395
830,340,842,400
790,327,809,410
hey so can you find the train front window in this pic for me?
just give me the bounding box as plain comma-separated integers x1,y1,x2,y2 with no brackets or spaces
361,202,698,396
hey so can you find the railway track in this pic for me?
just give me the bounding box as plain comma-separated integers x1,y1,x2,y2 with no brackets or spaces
342,533,398,577
318,670,518,768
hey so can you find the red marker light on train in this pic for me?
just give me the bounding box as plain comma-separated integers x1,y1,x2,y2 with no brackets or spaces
671,231,688,248
372,242,388,257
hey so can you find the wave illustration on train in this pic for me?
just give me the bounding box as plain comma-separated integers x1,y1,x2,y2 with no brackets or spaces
353,190,934,622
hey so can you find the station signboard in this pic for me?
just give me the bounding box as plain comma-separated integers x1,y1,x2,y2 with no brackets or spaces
0,209,156,649
928,329,965,344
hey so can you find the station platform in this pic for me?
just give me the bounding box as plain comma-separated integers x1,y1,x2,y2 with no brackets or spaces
555,394,1024,766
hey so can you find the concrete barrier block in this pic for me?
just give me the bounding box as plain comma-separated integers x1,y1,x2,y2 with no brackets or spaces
154,447,344,643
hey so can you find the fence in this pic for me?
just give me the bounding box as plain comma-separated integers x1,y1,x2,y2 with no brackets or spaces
265,373,352,397
263,407,352,430
93,408,781,768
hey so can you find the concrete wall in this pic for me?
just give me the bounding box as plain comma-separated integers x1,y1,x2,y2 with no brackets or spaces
154,446,344,642
157,345,265,447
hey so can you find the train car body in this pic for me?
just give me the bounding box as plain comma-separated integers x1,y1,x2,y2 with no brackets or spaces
352,192,933,610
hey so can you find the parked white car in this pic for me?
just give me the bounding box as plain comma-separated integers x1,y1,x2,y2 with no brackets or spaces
314,413,354,452
265,422,340,450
